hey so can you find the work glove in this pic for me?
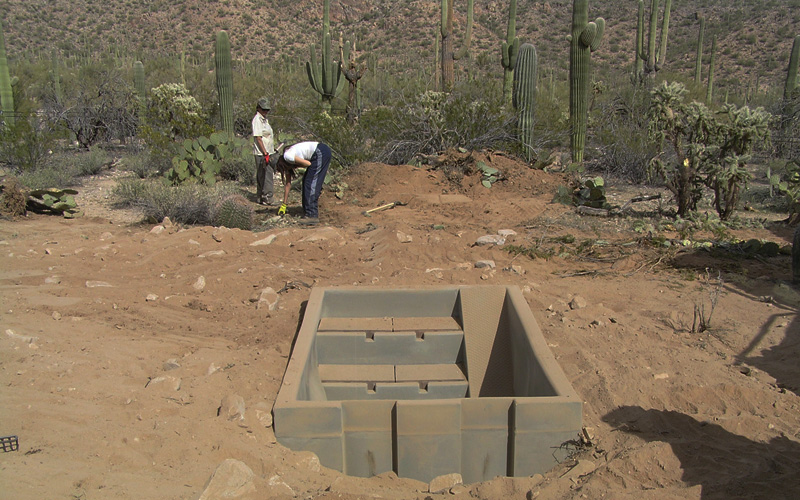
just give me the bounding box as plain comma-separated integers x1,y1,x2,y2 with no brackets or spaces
278,203,287,216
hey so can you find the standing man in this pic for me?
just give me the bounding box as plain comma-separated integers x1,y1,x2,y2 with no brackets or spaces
252,98,278,205
281,141,332,225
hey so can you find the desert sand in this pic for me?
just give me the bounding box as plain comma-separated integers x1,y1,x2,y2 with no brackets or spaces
2,153,800,499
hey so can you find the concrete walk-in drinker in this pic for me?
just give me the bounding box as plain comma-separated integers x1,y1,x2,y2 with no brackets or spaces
273,286,582,483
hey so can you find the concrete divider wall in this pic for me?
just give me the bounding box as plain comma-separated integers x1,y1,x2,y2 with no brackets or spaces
273,286,583,484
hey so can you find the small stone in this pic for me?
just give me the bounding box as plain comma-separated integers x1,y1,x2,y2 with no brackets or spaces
198,250,226,258
52,311,62,321
475,260,496,269
188,239,200,245
45,276,61,284
99,231,113,240
396,231,413,243
86,280,113,288
504,264,525,275
569,296,587,310
219,394,246,421
150,225,165,234
257,287,279,311
162,216,173,227
192,276,206,291
429,473,462,493
148,375,181,391
475,235,506,246
207,363,220,376
163,359,181,371
146,293,159,302
653,373,669,380
6,329,38,344
497,229,517,237
253,402,274,428
197,459,255,500
739,366,752,376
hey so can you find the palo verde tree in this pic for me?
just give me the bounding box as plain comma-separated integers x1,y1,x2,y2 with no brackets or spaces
648,81,772,220
441,0,473,91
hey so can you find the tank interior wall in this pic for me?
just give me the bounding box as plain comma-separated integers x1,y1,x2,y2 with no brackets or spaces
319,288,462,319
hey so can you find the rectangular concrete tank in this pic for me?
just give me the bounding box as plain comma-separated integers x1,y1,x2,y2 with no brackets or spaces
273,285,582,484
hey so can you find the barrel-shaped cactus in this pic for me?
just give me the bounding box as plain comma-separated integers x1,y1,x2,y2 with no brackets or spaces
501,0,520,105
213,194,254,231
0,21,14,127
568,0,604,163
513,43,537,162
215,31,234,135
786,35,800,100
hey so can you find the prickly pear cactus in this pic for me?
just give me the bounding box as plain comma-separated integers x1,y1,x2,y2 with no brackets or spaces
568,0,605,163
27,188,81,218
213,194,253,231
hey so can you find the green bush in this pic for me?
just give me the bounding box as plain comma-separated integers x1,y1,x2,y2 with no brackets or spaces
140,83,212,164
120,151,160,179
17,164,79,190
67,147,111,176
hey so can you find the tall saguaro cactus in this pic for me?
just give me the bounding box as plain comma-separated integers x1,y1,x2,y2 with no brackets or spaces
694,17,705,85
215,31,234,136
501,0,520,106
306,0,345,112
441,0,474,91
706,35,716,105
637,0,672,76
513,43,538,162
785,35,800,100
0,21,14,127
568,0,604,163
633,0,644,80
339,35,367,125
133,60,146,123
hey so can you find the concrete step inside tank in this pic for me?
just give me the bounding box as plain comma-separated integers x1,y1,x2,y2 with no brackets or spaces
273,285,582,483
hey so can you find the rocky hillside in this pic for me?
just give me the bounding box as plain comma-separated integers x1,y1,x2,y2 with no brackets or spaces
1,0,799,94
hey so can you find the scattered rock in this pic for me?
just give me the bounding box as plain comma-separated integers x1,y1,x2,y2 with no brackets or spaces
475,260,496,269
150,225,165,234
148,375,181,391
475,235,506,246
504,265,525,275
163,359,180,371
560,459,596,480
162,216,173,227
251,231,289,246
192,276,206,291
257,287,279,311
653,372,669,380
429,473,462,493
197,459,256,500
266,475,295,497
188,239,200,245
99,231,113,240
52,311,62,321
198,250,226,258
212,227,228,242
86,280,112,288
396,231,413,243
219,394,246,421
145,293,159,302
44,276,61,284
6,329,38,344
569,296,587,310
253,401,274,428
497,229,517,237
207,363,221,376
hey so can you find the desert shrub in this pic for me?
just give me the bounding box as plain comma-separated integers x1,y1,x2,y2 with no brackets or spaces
63,147,111,177
0,114,59,172
0,176,27,218
139,83,212,164
120,151,160,179
111,178,240,224
17,164,79,190
647,81,772,220
378,88,515,165
219,152,254,185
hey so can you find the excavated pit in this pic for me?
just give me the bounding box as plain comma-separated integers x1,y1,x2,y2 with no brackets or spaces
273,285,582,483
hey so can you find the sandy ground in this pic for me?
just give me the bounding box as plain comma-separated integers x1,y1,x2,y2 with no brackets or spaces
2,152,800,499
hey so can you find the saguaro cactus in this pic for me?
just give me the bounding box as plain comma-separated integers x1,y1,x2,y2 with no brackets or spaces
501,0,520,106
633,0,644,80
215,31,234,136
694,17,705,85
706,35,716,104
51,49,62,104
568,0,605,163
0,21,14,127
133,60,146,123
785,35,800,100
339,35,367,125
637,0,672,76
441,0,474,91
513,43,538,162
306,0,345,112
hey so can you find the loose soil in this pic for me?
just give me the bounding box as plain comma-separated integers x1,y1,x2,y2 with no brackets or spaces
2,152,800,499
